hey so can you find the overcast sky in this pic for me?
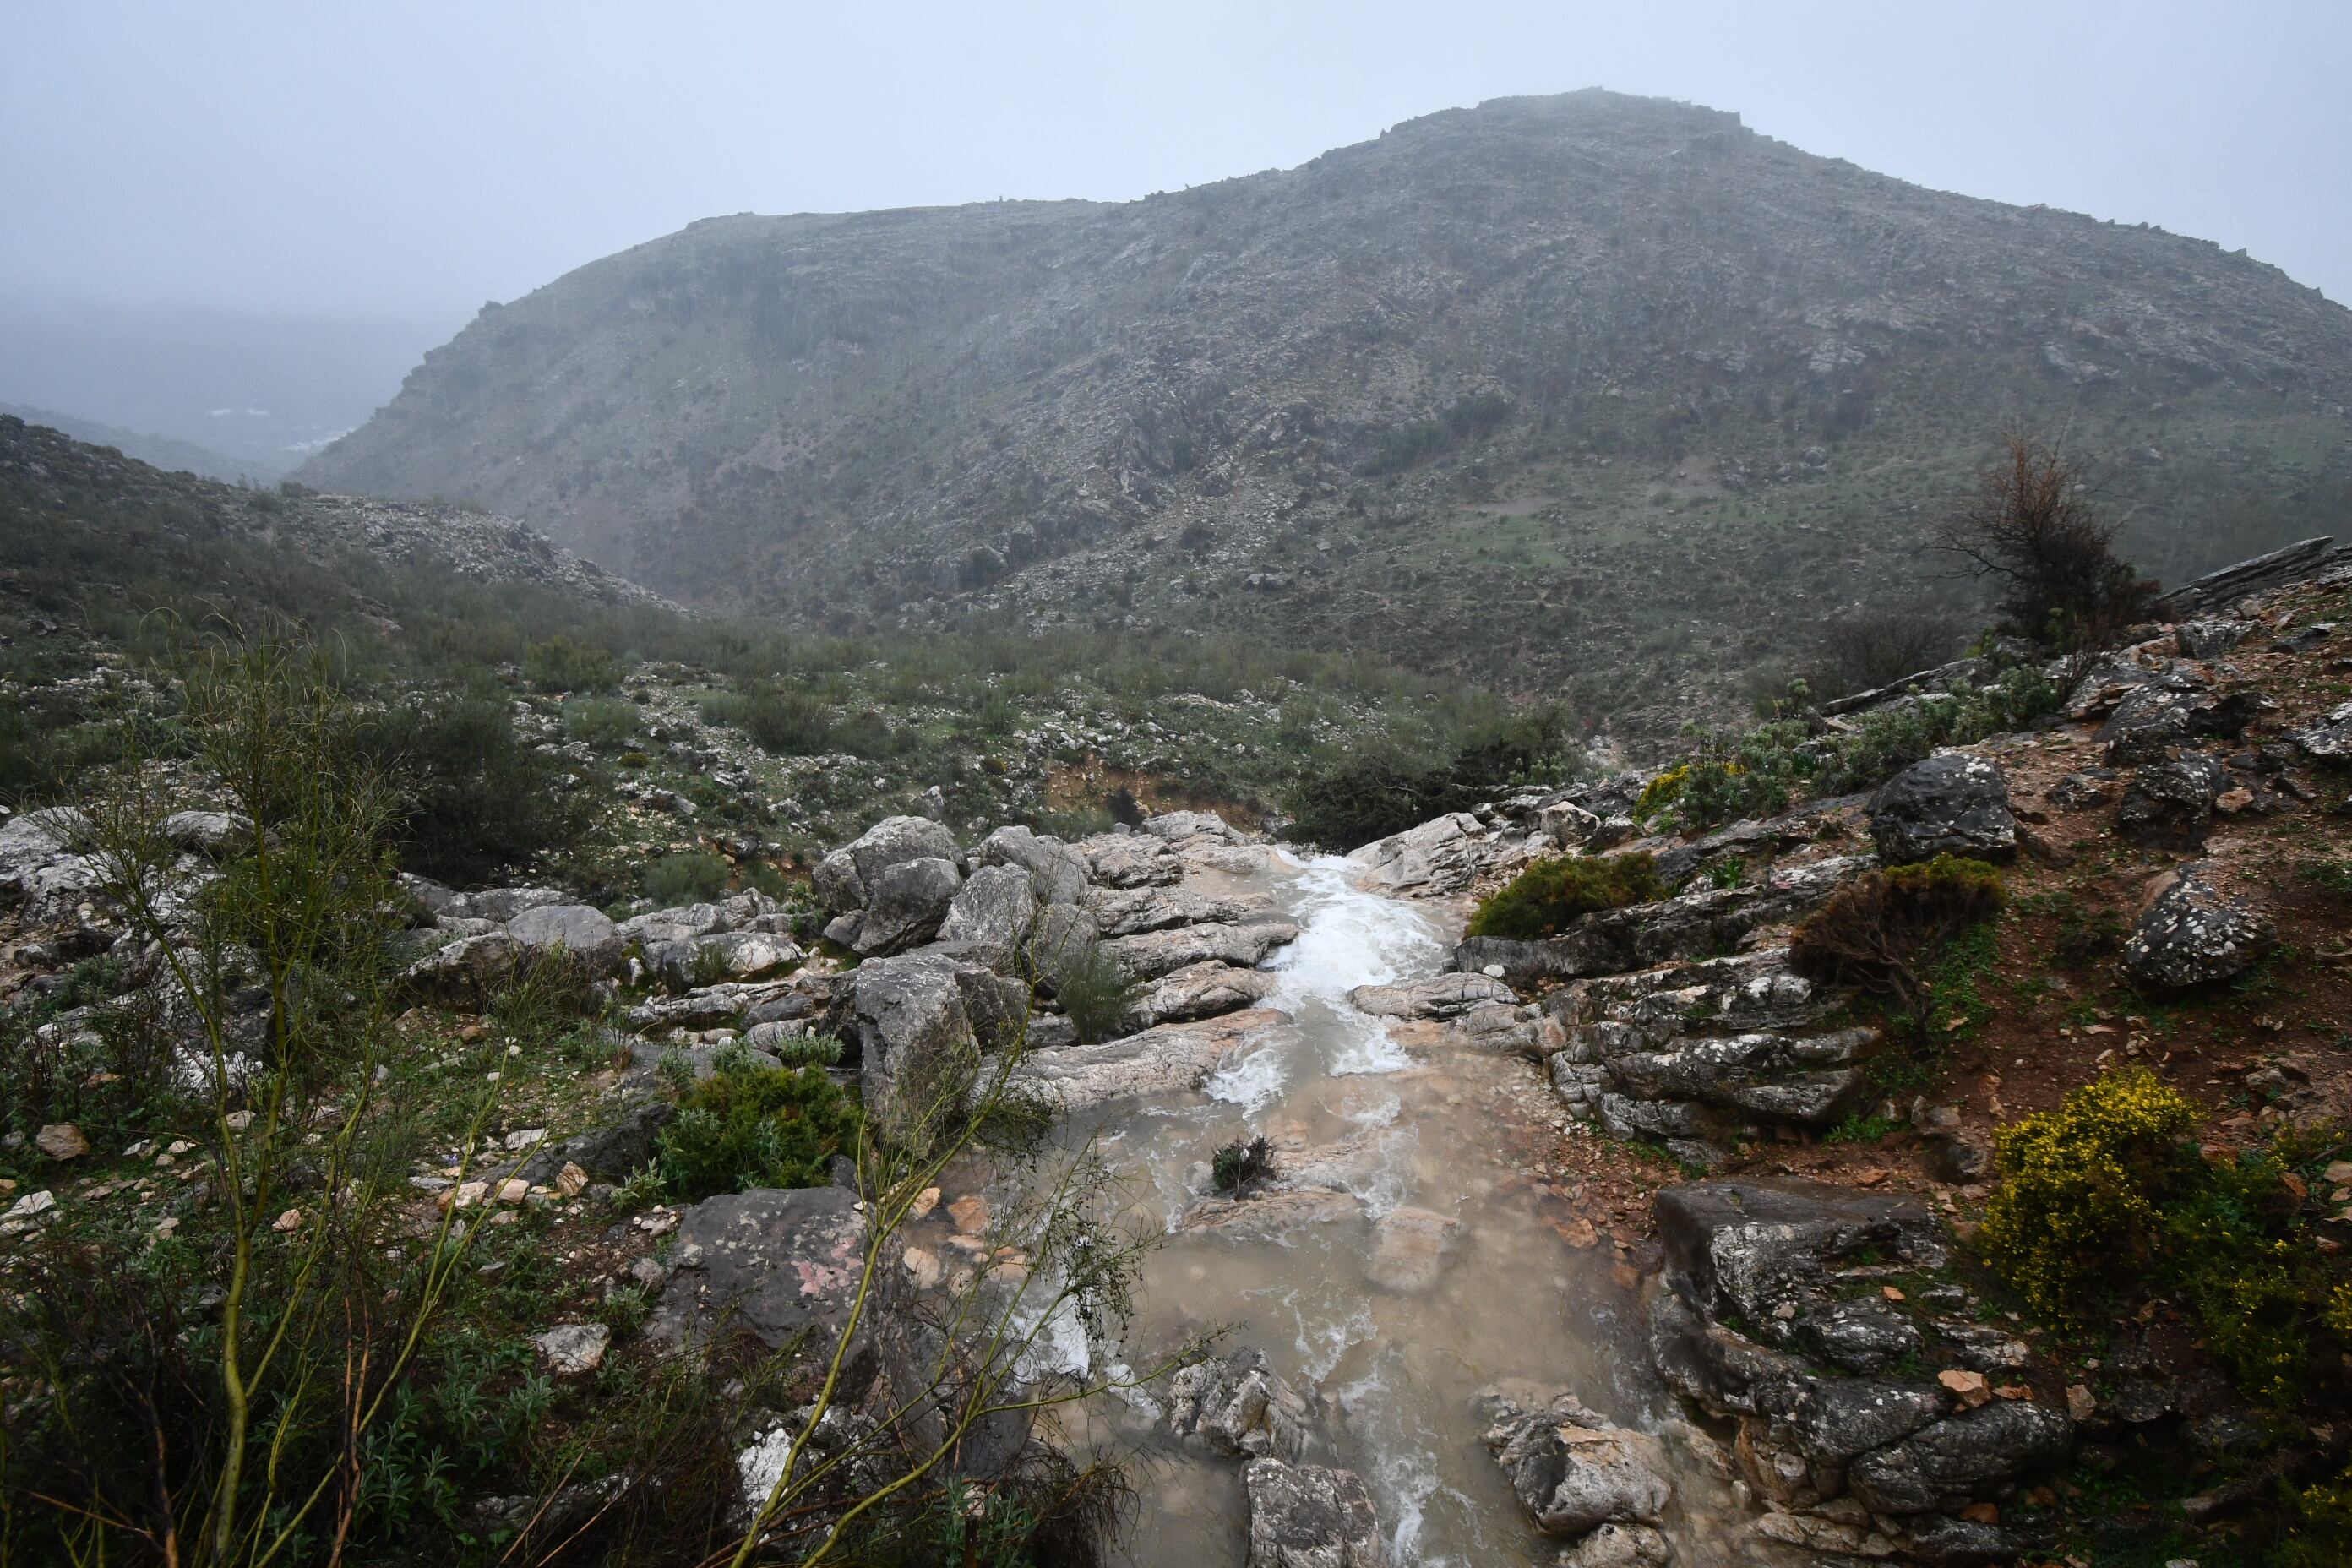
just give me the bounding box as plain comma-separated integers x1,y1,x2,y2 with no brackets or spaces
5,0,2348,321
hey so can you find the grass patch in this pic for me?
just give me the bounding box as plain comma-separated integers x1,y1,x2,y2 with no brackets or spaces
1466,852,1666,940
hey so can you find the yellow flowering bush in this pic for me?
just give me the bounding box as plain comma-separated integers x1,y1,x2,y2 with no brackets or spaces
1633,764,1690,821
1977,1067,2197,1320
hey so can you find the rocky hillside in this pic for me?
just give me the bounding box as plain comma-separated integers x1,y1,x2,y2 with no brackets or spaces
302,90,2352,732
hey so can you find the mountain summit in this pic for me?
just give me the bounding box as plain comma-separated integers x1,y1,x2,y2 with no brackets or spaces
302,90,2352,729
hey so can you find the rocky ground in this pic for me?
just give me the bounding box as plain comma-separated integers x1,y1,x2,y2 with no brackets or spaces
6,536,2352,1565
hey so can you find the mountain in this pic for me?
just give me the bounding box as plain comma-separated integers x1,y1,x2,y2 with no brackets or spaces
299,90,2352,735
0,402,270,483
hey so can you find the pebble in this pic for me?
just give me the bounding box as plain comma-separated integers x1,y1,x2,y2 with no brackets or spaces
35,1123,89,1161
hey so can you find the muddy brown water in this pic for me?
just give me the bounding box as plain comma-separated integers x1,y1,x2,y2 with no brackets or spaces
1025,847,1743,1566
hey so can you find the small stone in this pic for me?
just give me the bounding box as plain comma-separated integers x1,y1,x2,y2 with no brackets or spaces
272,1208,302,1233
503,1127,548,1151
497,1179,531,1205
2066,1384,2096,1421
1959,1501,2001,1525
1881,1285,1905,1302
947,1195,990,1234
2323,1161,2352,1185
1560,1216,1599,1249
909,1185,942,1220
1482,963,1507,978
443,1180,489,1211
3,1190,57,1224
531,1321,611,1377
556,1162,590,1199
35,1123,89,1161
1994,1383,2033,1401
1938,1369,1993,1407
901,1245,945,1289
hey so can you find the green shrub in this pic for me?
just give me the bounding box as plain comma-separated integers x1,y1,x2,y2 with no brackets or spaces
1287,710,1572,852
1211,1135,1273,1196
655,1046,863,1201
522,634,620,694
362,696,597,883
739,685,836,755
1790,854,2005,1025
561,694,640,749
641,850,730,906
1466,852,1666,940
1978,1067,2199,1320
1044,940,1134,1045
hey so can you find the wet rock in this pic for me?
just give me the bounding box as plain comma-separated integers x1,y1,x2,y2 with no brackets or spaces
814,815,959,913
1479,1388,1671,1537
1242,1458,1386,1568
1845,1400,2072,1515
1544,950,1876,1150
1800,1298,1925,1375
645,1186,870,1353
1346,812,1487,897
1168,1348,1313,1463
505,902,625,975
847,952,995,1142
1105,919,1298,983
1656,1178,1946,1343
1078,832,1183,888
935,863,1040,960
1364,1206,1464,1293
849,856,962,956
2122,863,2275,989
1085,884,1269,935
1181,1186,1363,1239
2098,685,2262,765
1869,754,2016,863
2114,754,2226,847
1013,1008,1284,1112
977,825,1090,906
2175,618,2257,660
1347,972,1516,1021
2293,700,2352,765
1457,857,1865,987
1555,1522,1672,1567
1123,961,1279,1029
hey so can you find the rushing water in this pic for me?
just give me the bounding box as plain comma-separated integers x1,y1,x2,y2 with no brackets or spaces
1036,847,1714,1567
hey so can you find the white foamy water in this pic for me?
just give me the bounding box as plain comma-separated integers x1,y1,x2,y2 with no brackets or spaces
1047,844,1723,1566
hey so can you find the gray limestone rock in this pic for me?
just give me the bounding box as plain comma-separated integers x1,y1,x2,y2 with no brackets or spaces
2293,700,2352,765
1242,1459,1386,1568
977,825,1091,906
505,902,625,975
1168,1348,1314,1463
935,862,1040,961
851,855,962,956
1011,1008,1284,1111
1122,961,1280,1030
1347,972,1516,1020
645,1186,871,1353
2122,863,2275,989
813,816,960,913
1845,1400,2073,1515
1868,754,2016,863
1478,1388,1671,1537
1104,919,1298,983
2114,753,2226,847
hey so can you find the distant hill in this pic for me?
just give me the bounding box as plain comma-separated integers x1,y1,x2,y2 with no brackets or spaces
0,403,270,482
300,89,2352,734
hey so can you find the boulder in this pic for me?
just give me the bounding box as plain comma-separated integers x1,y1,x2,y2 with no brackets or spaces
1347,972,1516,1021
1845,1400,2072,1515
847,952,990,1142
619,901,732,945
2293,700,2352,765
813,816,959,913
935,863,1040,960
161,809,253,855
1457,856,1863,987
645,1186,871,1353
1168,1348,1314,1463
1078,833,1183,889
850,856,962,956
1141,809,1242,847
1346,812,1486,897
1241,1459,1386,1568
1868,754,2016,863
505,903,625,975
400,931,521,1003
1544,950,1876,1157
0,807,102,917
648,931,803,988
1799,1299,1924,1376
2123,863,2275,989
1122,961,1279,1030
977,825,1090,906
1479,1388,1670,1538
1104,920,1298,983
531,1322,612,1377
2097,684,2262,765
2114,753,2226,847
1538,799,1606,852
1654,1179,1947,1334
1012,1008,1284,1112
2175,618,2256,660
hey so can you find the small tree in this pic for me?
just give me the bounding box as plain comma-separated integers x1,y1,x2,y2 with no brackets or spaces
1938,430,2159,651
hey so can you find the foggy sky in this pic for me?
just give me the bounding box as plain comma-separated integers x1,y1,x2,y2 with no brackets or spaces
5,0,2349,319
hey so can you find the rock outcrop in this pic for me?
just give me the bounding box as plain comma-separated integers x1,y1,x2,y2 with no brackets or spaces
2122,863,2276,990
1867,754,2017,863
1242,1459,1386,1568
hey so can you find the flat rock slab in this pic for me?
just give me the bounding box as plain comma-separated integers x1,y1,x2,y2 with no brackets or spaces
1105,921,1300,983
1011,1007,1286,1112
647,1186,868,1353
1348,972,1516,1020
1123,961,1280,1030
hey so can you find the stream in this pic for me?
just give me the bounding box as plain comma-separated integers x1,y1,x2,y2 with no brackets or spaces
1043,846,1730,1565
